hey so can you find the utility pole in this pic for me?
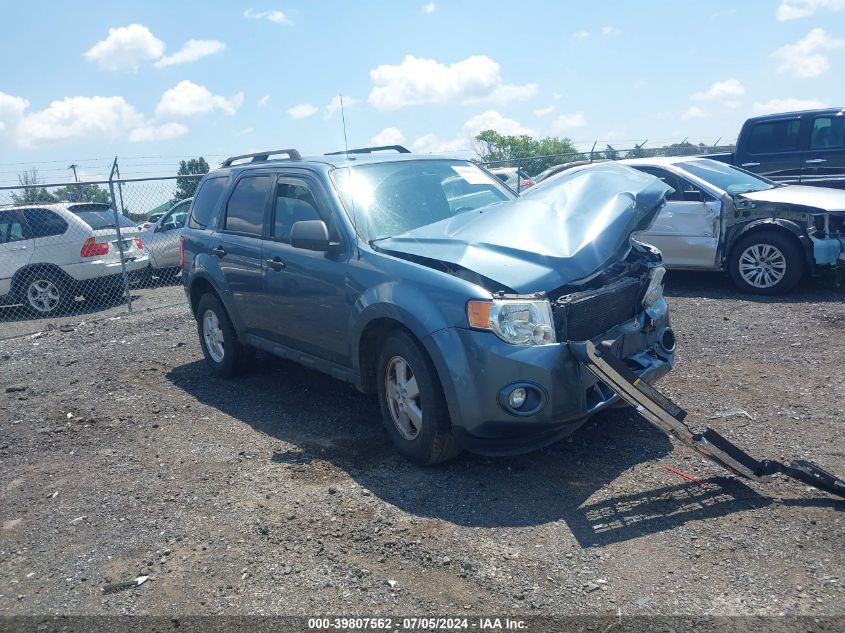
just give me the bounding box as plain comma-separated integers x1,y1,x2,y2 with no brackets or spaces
68,164,78,182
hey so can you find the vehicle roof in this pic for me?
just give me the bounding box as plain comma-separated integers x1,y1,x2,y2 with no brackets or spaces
743,107,844,122
620,156,714,167
208,151,470,177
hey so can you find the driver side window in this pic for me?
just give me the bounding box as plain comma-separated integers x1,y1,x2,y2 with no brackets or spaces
161,203,190,231
272,180,324,244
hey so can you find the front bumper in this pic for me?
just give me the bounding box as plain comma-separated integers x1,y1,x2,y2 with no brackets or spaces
423,309,675,456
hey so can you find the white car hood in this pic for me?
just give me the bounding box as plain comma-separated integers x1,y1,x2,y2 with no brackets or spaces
740,185,845,213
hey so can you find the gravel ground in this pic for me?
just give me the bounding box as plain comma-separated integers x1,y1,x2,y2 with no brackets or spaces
0,272,843,617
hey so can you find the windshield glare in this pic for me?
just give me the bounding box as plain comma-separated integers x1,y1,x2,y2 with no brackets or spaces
331,160,512,240
681,160,776,194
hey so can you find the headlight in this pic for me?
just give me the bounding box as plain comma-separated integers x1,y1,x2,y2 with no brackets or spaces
467,299,556,345
642,265,667,319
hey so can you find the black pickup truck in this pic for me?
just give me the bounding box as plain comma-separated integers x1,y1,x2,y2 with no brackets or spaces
708,108,845,189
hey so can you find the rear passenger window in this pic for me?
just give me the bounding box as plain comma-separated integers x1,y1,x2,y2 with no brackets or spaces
224,175,272,236
25,209,68,238
0,210,28,244
272,181,322,243
188,176,228,229
810,116,845,149
748,120,801,154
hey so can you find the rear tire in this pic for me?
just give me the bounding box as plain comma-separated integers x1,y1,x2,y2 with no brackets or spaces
728,230,804,295
19,269,73,316
196,293,254,377
376,330,461,465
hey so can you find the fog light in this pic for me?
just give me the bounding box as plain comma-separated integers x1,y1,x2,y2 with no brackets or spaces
508,387,528,409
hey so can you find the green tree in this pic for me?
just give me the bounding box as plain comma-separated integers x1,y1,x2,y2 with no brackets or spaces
474,131,577,175
174,157,210,201
11,169,57,204
52,182,111,204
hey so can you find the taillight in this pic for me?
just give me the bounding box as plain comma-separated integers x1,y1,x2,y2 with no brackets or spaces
80,237,109,257
179,237,185,269
134,237,144,249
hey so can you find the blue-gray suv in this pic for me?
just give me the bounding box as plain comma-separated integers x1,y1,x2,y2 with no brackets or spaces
181,146,676,464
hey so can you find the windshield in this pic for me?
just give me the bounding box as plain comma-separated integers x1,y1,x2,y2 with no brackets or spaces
680,160,777,195
72,210,137,230
331,160,512,240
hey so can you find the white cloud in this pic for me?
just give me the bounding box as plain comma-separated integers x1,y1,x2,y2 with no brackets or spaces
690,78,746,101
411,133,469,154
325,95,360,117
776,0,845,20
128,122,189,142
287,103,318,119
601,26,621,36
239,127,255,135
367,55,536,110
724,100,743,109
752,97,828,114
156,80,244,117
534,105,555,117
258,95,271,107
551,112,587,131
423,2,437,13
773,28,844,77
83,24,164,72
573,30,590,39
15,96,144,148
370,127,405,145
154,39,225,68
244,8,292,24
0,92,29,133
463,110,534,136
681,106,709,120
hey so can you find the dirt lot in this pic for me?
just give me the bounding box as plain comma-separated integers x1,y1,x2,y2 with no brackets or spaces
1,273,843,617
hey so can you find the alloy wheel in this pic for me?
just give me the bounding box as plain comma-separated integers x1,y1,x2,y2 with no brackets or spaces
202,309,225,362
738,243,787,289
27,279,61,314
385,355,423,440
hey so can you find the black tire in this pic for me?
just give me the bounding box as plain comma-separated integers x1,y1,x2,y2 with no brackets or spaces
196,293,254,377
376,330,461,465
728,230,804,295
17,268,73,316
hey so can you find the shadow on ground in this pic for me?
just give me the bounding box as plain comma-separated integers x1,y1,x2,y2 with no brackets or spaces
664,269,844,303
162,353,830,548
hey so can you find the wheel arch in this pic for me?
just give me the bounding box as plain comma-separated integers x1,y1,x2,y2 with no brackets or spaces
726,219,813,271
11,263,75,299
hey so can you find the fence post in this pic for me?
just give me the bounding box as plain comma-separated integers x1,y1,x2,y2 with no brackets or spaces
108,156,133,313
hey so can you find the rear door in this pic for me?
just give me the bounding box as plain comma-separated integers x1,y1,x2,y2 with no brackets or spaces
740,116,803,184
632,166,721,269
259,174,351,364
802,112,845,189
211,174,273,332
0,210,34,297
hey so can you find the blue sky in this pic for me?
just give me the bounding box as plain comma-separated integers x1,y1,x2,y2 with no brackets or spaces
0,0,843,184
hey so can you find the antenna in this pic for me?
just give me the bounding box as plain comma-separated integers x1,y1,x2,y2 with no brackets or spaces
339,94,360,256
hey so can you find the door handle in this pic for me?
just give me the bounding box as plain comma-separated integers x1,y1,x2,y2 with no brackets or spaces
265,257,286,271
740,162,760,167
211,246,226,257
805,158,827,164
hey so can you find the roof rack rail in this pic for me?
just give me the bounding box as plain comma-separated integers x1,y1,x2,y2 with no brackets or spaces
324,145,411,156
222,149,302,167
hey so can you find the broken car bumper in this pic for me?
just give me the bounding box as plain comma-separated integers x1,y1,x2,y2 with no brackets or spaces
422,309,675,456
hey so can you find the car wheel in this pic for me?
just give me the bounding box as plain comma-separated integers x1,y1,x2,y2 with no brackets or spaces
196,293,254,377
20,270,71,316
376,330,461,465
728,230,804,295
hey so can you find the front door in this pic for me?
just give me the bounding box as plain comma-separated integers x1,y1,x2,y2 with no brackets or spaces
741,116,803,184
0,210,34,298
150,200,190,269
259,175,351,365
211,174,273,332
802,113,845,189
633,167,721,269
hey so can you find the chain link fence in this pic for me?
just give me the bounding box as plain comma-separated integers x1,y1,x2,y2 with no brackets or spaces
0,171,203,339
479,143,735,193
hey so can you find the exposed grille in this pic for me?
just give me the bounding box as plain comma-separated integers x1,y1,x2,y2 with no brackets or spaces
554,277,642,341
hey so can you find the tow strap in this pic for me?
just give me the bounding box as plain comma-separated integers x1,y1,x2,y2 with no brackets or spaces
571,340,845,499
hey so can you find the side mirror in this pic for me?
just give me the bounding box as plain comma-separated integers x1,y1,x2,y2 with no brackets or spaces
290,220,337,251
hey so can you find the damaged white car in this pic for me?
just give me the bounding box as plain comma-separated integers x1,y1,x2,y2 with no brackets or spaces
618,157,845,294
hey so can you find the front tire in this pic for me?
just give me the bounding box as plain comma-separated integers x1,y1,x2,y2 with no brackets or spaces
196,293,254,377
376,330,461,465
728,230,804,295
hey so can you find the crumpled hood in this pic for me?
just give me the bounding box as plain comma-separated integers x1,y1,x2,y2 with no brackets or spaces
739,185,845,213
375,163,672,294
